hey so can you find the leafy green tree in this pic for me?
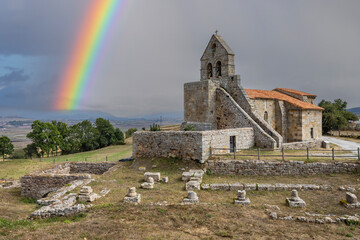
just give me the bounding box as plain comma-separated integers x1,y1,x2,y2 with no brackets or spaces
0,136,14,160
95,118,117,148
24,143,40,159
74,120,99,152
319,99,359,133
114,128,125,145
26,121,62,157
125,128,137,138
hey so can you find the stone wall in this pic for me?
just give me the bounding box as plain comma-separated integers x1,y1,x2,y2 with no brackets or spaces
302,110,322,141
133,128,255,163
70,162,116,174
184,80,219,128
282,140,323,150
21,174,91,199
215,88,276,149
207,160,359,176
21,162,116,199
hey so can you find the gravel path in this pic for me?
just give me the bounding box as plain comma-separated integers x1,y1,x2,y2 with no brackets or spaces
322,136,360,154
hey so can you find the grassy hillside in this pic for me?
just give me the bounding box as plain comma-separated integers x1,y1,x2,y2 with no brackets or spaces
0,140,132,179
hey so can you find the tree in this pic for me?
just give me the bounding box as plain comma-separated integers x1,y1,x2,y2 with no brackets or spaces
24,143,41,159
319,99,359,133
26,121,62,157
149,123,161,131
0,136,14,160
95,118,117,148
125,128,137,138
114,128,125,145
74,120,99,152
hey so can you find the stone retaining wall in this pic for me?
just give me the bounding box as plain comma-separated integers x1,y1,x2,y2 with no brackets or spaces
282,140,323,150
69,162,116,174
21,162,117,199
207,160,359,176
21,174,91,199
133,128,255,163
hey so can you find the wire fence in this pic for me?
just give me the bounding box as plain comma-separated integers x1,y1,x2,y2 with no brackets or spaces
31,155,123,164
209,147,360,161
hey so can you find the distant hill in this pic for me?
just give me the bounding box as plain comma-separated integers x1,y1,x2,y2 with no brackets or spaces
348,107,360,116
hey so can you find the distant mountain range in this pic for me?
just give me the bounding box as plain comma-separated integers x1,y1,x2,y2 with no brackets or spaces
348,107,360,116
0,109,184,121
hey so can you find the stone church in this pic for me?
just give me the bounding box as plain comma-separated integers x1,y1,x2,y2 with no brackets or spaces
182,33,323,148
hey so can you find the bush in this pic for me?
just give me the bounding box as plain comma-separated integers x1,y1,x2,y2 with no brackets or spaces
184,125,196,131
149,123,161,131
125,128,137,138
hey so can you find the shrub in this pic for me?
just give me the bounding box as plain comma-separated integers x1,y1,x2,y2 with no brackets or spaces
149,123,161,131
184,125,196,131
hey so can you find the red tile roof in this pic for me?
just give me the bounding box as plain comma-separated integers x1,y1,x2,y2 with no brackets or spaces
274,88,317,97
245,89,323,110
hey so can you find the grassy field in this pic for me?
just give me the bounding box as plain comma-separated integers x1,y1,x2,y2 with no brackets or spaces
1,157,360,239
0,139,132,179
1,137,360,239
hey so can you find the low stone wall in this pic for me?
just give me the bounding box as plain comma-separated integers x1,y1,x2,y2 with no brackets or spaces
133,128,255,163
21,162,117,199
69,162,116,174
207,160,359,176
282,140,323,150
21,174,91,199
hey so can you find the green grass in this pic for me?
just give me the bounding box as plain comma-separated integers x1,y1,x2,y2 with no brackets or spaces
0,143,132,179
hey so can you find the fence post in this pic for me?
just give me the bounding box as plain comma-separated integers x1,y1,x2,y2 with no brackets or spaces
307,147,309,160
106,156,108,162
85,158,87,162
258,148,260,160
282,148,285,161
332,148,335,160
234,147,236,159
358,148,360,161
209,147,212,158
53,159,55,164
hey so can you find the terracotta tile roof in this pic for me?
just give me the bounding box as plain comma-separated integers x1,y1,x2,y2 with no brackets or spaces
245,89,323,110
274,88,317,97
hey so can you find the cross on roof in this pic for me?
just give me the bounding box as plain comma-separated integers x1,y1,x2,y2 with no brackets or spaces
215,30,218,35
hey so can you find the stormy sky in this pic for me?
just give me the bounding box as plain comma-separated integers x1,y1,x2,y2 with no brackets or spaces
0,0,359,117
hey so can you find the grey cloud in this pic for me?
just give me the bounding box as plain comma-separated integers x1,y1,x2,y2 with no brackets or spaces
0,68,29,87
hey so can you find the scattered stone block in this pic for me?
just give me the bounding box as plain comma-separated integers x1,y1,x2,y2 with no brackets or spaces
138,167,146,171
124,187,141,204
141,177,154,189
257,184,275,191
269,212,277,219
182,172,193,181
234,190,250,205
210,183,230,191
78,186,99,202
287,184,302,190
144,172,161,182
322,141,330,149
100,189,110,196
186,181,200,191
301,184,320,190
162,177,169,183
229,183,244,191
346,192,358,204
183,191,199,204
286,190,306,208
244,183,256,190
201,184,210,190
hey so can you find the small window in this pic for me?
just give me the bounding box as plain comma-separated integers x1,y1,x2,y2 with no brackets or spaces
310,128,314,138
212,43,216,57
264,111,269,123
216,61,222,77
207,63,213,78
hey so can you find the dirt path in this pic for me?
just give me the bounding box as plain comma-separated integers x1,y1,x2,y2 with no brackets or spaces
323,136,360,154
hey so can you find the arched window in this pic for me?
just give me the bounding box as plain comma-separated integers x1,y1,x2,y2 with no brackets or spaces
212,44,216,57
264,111,269,123
207,63,213,78
216,61,222,77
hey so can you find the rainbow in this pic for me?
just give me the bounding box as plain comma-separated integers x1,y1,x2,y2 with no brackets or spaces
55,0,125,110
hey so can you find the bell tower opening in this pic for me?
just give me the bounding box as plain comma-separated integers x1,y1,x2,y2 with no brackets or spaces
207,63,213,78
216,61,222,77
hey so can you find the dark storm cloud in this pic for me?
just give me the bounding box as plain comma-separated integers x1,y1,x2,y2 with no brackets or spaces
0,0,359,116
0,68,29,87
